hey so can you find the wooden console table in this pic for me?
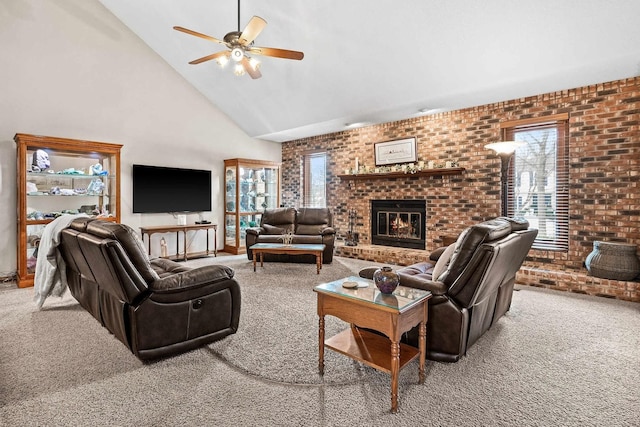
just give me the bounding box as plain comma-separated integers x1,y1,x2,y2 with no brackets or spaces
139,224,217,261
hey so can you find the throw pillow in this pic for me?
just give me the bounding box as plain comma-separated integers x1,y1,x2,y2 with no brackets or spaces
429,246,447,261
432,243,455,281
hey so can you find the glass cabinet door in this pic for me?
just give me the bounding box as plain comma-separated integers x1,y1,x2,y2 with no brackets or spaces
15,133,122,288
263,167,279,210
223,159,280,254
225,214,236,248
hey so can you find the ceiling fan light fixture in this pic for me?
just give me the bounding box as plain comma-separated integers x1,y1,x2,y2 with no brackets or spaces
231,47,244,62
248,57,260,70
234,63,246,76
216,55,229,68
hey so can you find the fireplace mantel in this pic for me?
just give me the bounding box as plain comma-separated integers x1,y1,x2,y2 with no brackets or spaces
337,167,465,180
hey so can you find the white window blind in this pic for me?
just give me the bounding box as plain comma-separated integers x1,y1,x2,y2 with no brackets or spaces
502,114,569,251
303,152,327,208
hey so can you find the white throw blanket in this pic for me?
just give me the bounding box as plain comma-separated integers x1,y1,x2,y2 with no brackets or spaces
34,214,89,309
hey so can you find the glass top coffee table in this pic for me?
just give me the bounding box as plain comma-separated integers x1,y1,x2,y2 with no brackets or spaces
314,276,432,413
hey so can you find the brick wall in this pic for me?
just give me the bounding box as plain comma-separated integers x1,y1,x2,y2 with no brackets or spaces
281,77,640,302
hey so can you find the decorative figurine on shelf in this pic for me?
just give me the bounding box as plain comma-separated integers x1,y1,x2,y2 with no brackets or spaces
90,163,108,176
32,149,50,171
160,237,168,258
281,230,294,246
345,208,358,246
86,178,105,195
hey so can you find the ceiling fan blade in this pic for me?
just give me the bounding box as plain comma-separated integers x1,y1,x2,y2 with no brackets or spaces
189,51,230,65
173,26,225,44
249,46,304,60
241,57,262,79
238,16,267,46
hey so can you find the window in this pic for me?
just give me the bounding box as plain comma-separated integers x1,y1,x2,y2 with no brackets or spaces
502,114,569,251
303,151,327,208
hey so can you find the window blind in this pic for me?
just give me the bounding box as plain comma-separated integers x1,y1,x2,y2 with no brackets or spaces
502,115,569,251
303,152,327,208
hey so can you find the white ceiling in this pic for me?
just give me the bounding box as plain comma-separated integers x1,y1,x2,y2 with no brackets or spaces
99,0,640,143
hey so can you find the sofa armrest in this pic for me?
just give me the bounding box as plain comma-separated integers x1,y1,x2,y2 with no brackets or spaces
358,267,378,280
246,227,264,236
398,273,448,295
151,265,234,292
321,226,336,236
359,267,446,295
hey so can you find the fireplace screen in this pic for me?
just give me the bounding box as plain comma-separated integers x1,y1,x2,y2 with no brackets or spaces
377,212,422,240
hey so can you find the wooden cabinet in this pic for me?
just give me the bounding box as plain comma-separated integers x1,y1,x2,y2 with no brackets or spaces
15,133,122,288
223,158,280,254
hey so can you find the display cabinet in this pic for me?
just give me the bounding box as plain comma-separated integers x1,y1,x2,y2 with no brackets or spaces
224,158,280,254
15,133,122,288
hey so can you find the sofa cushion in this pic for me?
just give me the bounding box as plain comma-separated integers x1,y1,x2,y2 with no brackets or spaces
296,224,324,235
260,208,296,234
263,224,287,235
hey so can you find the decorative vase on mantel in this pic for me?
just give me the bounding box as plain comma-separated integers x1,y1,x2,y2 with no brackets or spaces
585,241,640,281
373,266,400,294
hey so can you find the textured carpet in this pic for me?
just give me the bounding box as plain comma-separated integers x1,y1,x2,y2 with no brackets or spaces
1,256,639,426
208,258,371,385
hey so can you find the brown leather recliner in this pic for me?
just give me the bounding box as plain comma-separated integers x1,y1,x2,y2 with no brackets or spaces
245,207,336,263
360,217,537,362
58,218,241,360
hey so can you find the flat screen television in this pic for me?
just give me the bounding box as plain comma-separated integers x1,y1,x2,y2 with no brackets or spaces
133,164,212,213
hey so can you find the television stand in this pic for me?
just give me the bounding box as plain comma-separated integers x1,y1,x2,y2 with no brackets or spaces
139,223,217,261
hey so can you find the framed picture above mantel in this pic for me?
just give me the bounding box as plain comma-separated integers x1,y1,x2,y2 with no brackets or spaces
374,137,417,166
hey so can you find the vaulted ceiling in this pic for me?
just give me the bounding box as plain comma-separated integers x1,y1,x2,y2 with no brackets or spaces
99,0,640,142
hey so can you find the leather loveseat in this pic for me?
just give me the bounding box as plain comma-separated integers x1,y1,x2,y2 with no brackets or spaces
245,207,336,263
58,218,241,360
360,217,537,362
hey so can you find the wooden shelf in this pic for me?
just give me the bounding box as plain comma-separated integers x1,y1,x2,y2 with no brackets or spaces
325,328,420,374
337,167,465,180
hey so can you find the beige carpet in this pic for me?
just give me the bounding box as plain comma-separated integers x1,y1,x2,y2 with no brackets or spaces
1,256,639,426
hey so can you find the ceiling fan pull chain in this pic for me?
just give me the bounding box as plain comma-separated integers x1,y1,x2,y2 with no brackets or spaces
237,0,241,32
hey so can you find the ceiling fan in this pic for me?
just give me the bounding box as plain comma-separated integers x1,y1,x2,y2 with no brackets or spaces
173,0,304,79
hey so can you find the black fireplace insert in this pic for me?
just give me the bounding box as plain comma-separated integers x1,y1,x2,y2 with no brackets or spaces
371,199,426,250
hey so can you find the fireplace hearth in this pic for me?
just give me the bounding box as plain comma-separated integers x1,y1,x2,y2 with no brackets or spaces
371,199,426,250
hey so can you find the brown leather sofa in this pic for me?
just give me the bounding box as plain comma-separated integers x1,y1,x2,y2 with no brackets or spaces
58,218,241,360
245,207,336,263
360,217,537,362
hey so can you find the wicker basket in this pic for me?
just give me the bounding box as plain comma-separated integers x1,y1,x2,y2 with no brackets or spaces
585,241,640,281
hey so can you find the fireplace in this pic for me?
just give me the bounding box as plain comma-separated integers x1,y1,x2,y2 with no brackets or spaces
371,199,426,249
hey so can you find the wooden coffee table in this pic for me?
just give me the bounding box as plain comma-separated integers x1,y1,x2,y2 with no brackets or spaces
314,276,432,413
250,243,326,274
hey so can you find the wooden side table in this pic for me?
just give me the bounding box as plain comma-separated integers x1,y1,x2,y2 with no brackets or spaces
139,224,217,261
314,276,431,413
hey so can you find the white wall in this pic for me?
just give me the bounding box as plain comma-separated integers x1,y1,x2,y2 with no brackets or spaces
0,0,281,275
